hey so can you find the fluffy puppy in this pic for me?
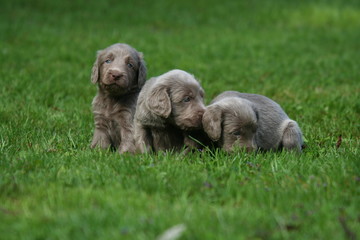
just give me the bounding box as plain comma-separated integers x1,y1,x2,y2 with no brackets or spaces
90,43,147,153
134,69,206,153
202,91,304,152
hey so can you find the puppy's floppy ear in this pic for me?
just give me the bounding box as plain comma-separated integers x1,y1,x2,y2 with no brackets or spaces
146,84,171,118
137,52,147,88
91,51,102,84
202,105,222,141
252,105,259,122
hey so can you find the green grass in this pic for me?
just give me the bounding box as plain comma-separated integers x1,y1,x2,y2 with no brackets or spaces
1,0,359,239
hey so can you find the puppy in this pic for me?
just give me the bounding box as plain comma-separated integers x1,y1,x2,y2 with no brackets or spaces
202,91,304,152
134,69,206,153
90,43,147,153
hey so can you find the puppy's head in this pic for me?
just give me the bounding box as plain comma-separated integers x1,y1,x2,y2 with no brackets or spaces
146,70,205,130
91,43,147,96
202,97,258,152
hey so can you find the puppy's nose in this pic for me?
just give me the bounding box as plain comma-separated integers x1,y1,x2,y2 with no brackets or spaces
246,142,257,152
197,108,205,117
109,70,124,81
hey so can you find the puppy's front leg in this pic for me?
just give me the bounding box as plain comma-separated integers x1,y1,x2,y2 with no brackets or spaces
114,111,136,154
134,123,153,153
118,128,136,154
91,113,112,149
91,128,111,149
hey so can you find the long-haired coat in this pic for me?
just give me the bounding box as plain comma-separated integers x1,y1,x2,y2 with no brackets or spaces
90,43,146,153
134,70,206,153
202,91,304,152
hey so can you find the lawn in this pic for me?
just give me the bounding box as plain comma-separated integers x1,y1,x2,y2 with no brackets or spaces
0,0,359,239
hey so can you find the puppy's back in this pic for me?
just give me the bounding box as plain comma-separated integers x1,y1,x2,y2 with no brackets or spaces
212,91,288,119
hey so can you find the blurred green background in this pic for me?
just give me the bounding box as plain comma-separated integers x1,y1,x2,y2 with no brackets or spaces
1,0,359,239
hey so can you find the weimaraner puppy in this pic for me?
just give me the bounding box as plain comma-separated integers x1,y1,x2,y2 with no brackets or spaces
202,91,304,153
90,43,146,153
134,69,206,153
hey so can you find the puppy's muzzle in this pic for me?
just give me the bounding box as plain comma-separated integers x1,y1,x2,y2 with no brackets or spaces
192,107,206,127
106,69,127,86
245,141,257,152
110,70,124,81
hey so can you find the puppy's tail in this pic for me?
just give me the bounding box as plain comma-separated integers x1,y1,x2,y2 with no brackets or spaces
280,119,304,153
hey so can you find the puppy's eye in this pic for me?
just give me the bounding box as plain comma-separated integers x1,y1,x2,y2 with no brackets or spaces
127,63,134,68
182,96,191,103
105,59,112,64
232,131,242,136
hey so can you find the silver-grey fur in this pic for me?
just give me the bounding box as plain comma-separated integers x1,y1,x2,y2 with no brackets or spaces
202,91,304,152
90,43,147,153
134,69,206,153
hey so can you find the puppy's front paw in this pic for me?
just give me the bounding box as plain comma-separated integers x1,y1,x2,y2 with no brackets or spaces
118,142,136,154
91,131,111,149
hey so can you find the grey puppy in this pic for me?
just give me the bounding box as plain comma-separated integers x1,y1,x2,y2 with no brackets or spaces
134,69,206,153
202,91,303,152
90,43,147,153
